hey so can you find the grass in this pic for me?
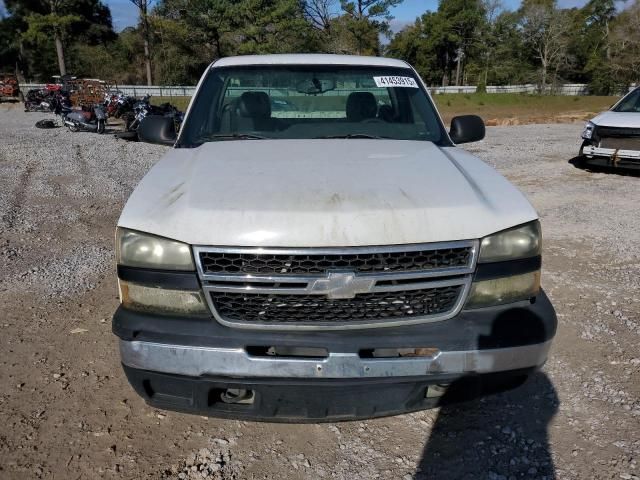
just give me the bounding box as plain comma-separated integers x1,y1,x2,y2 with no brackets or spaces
153,93,621,125
152,95,191,111
430,93,619,124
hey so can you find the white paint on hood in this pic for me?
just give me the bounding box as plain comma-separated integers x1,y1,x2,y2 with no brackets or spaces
591,111,640,128
118,140,538,247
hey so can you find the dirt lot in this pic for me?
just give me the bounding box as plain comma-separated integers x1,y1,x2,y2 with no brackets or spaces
0,105,638,480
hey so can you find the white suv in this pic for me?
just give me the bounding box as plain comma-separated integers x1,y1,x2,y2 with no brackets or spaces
580,86,640,170
113,54,556,422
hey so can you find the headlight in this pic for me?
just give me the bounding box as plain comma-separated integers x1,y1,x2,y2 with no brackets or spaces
581,121,595,140
468,221,543,309
478,221,541,263
119,280,208,315
116,228,194,270
465,271,540,309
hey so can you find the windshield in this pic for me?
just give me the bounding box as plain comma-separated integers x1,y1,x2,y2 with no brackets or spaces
178,65,448,147
613,88,640,113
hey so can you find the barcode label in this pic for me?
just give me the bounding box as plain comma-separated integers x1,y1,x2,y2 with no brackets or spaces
373,76,419,88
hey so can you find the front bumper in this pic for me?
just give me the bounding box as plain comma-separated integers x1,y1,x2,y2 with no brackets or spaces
582,144,640,169
121,339,552,379
114,291,556,421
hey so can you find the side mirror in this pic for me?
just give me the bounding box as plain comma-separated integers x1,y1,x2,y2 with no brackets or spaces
138,115,177,145
449,115,485,144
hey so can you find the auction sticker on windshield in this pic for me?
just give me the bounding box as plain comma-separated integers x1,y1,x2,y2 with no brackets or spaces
373,76,418,88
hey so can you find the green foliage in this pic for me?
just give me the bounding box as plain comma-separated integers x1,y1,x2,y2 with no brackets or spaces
22,12,81,44
3,0,116,80
1,0,639,89
388,0,640,89
388,0,487,86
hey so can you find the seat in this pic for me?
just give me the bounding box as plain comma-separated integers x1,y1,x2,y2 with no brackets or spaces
346,92,378,122
233,91,274,131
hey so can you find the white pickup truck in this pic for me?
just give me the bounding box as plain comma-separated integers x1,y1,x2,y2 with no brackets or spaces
113,54,556,422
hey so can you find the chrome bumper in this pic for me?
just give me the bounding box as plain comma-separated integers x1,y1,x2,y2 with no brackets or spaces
120,339,552,379
583,145,640,160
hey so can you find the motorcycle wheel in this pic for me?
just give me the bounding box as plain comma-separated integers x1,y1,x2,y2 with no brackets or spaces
67,122,80,133
97,120,105,134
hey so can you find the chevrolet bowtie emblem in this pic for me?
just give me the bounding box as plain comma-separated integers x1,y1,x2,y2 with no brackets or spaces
309,272,376,299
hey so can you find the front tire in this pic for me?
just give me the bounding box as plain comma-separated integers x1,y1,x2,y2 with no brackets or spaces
97,120,105,134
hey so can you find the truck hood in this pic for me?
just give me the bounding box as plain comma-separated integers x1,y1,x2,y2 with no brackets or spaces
118,140,537,247
591,111,640,128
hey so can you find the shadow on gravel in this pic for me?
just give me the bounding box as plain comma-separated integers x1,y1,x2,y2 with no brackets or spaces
569,156,640,177
417,312,559,480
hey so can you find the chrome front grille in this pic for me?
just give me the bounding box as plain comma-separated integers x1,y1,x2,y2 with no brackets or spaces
211,285,463,324
194,241,478,330
198,246,473,275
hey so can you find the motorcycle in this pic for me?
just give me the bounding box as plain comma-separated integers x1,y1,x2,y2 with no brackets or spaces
25,87,70,113
24,88,52,112
103,91,135,119
116,95,184,141
59,103,107,134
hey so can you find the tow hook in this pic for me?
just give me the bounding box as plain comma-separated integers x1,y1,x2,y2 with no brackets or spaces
220,388,254,404
612,149,620,167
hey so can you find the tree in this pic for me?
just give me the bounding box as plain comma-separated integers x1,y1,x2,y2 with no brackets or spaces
387,0,485,86
130,0,153,85
436,0,485,85
226,0,317,55
339,0,403,54
519,0,569,92
22,1,81,75
387,19,427,72
479,0,502,88
2,0,115,80
303,0,336,31
488,10,532,84
610,0,640,86
582,0,617,93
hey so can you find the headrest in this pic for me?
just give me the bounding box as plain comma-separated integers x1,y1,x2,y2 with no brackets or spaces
237,91,271,118
346,92,377,121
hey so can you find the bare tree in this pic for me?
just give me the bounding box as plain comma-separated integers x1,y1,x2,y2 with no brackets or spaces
130,0,153,86
610,0,640,85
303,0,336,31
481,0,503,86
520,3,569,93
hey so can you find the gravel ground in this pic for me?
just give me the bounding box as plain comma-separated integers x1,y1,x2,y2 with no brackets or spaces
0,105,638,480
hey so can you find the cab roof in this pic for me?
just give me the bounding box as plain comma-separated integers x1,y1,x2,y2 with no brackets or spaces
212,54,410,69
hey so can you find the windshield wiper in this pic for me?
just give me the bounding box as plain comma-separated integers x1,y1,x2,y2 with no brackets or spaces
202,133,268,141
313,134,389,139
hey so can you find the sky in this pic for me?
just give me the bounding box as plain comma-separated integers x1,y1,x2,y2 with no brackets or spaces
105,0,595,32
0,0,597,32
